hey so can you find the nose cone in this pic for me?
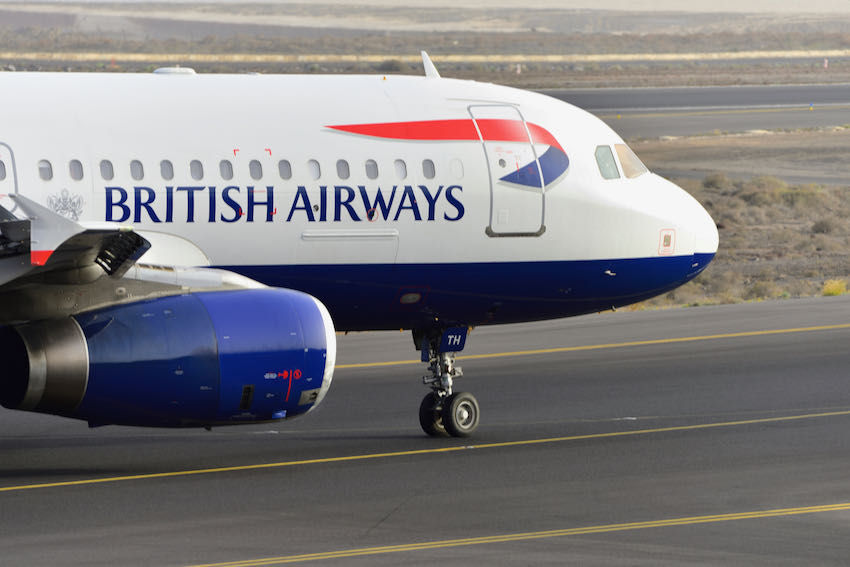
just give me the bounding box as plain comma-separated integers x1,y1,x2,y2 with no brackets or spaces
693,195,719,257
657,175,718,279
689,195,718,280
650,175,718,253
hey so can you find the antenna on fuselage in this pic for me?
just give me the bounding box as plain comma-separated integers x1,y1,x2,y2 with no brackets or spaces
421,51,441,79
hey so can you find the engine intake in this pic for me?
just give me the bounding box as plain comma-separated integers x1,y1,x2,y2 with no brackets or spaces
0,288,336,427
0,317,89,412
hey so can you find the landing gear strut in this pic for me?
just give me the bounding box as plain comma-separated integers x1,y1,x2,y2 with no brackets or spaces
415,329,480,437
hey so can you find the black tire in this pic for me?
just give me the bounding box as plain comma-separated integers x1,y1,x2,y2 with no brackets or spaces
419,392,447,437
442,392,480,437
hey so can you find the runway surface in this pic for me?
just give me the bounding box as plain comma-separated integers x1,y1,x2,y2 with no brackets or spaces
3,296,850,565
543,83,850,138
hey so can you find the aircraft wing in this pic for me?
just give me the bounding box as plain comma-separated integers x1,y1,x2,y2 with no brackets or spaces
0,195,336,430
0,194,150,287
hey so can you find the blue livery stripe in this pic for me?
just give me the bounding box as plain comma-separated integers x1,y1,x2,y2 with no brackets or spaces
498,146,571,188
223,253,715,331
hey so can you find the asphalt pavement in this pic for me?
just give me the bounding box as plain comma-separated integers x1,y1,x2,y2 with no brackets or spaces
542,83,850,138
3,297,850,565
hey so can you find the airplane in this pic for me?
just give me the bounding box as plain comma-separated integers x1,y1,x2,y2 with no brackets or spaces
0,53,718,437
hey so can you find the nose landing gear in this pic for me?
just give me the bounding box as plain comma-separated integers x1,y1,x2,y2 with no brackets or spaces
415,328,480,437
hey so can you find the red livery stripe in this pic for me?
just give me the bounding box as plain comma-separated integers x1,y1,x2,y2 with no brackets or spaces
329,120,479,141
30,250,53,266
329,119,563,152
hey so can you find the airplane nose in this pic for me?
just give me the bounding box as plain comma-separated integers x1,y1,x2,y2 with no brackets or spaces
688,195,718,279
658,175,718,278
647,174,718,279
654,174,718,255
694,195,719,256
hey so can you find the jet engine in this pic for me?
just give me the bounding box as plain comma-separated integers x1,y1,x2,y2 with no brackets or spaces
0,288,336,427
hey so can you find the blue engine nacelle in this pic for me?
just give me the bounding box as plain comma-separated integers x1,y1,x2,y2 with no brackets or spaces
0,288,336,427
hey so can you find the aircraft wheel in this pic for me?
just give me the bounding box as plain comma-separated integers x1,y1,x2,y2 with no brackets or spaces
442,391,480,437
419,392,447,437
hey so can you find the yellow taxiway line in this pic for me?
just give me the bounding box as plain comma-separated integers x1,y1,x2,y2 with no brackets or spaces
336,322,850,369
190,501,850,566
2,408,849,493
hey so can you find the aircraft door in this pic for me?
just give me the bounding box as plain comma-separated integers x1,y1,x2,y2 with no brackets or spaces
469,105,544,237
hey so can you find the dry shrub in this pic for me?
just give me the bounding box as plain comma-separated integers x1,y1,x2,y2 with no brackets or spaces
770,227,798,245
744,280,780,300
813,235,843,253
822,279,847,296
738,176,787,206
701,269,742,295
782,184,826,209
787,279,819,297
744,207,769,224
812,219,834,234
703,172,733,190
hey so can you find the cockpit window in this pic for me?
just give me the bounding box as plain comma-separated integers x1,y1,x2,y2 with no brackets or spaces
615,144,649,179
594,145,620,180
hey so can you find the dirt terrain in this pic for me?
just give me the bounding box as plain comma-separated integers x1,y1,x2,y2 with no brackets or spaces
634,128,850,306
3,3,850,86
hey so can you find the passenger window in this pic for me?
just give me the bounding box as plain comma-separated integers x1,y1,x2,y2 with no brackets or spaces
249,159,263,180
0,160,5,181
100,160,114,180
130,160,144,181
336,159,350,180
450,158,464,179
190,160,203,181
394,159,407,180
160,160,174,180
365,159,378,180
69,159,84,181
615,144,648,179
38,160,53,181
594,146,620,180
220,160,234,180
422,159,435,180
308,159,321,180
278,160,292,180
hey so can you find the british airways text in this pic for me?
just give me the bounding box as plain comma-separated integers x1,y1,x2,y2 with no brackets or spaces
105,184,465,223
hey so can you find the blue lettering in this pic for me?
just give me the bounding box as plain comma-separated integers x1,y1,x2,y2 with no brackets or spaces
134,187,161,223
247,186,275,222
418,185,443,221
359,185,396,221
287,186,315,222
165,186,174,223
394,185,421,221
319,186,327,222
105,186,130,222
105,183,463,225
334,186,361,222
207,186,216,223
220,186,242,223
176,186,204,223
444,185,464,221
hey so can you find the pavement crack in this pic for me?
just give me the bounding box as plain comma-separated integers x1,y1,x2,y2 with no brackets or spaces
365,492,418,537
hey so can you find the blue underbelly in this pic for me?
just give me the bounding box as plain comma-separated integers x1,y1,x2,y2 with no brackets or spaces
222,253,715,331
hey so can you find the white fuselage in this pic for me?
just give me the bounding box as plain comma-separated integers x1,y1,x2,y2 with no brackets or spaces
0,71,718,330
